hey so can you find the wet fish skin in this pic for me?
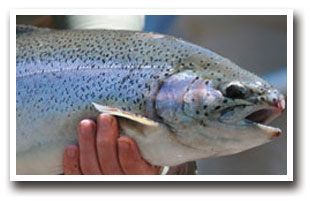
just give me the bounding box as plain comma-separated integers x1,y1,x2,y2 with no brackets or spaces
16,25,285,174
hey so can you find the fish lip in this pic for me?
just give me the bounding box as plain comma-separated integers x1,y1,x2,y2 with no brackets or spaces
220,104,282,124
220,105,283,139
244,106,283,139
238,119,282,139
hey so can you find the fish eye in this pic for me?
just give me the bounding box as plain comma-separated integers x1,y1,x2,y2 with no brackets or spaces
225,83,246,99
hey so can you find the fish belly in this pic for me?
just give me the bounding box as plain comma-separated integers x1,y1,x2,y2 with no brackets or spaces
16,62,163,174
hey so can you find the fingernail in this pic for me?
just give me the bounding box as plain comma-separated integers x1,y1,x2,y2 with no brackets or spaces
67,147,76,158
100,114,113,129
79,120,95,134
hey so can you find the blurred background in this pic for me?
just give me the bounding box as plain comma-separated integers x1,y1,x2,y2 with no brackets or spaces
17,15,287,175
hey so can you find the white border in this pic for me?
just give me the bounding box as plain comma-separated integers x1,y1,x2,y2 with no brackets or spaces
10,9,293,181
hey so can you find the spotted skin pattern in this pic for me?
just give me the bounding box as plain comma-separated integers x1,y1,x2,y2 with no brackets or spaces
16,25,283,174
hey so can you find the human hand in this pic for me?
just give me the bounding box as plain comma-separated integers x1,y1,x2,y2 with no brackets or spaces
63,114,160,175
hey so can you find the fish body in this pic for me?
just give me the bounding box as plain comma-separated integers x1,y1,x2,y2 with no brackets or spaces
16,25,285,174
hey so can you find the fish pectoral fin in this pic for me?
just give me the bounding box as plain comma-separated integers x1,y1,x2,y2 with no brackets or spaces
92,102,159,127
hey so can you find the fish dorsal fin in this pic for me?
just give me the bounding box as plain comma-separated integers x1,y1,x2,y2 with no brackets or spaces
92,102,159,127
16,24,50,36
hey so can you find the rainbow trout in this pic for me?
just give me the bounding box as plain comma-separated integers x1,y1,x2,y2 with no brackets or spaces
16,25,285,174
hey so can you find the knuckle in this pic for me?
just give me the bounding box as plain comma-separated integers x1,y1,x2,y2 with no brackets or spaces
97,137,113,147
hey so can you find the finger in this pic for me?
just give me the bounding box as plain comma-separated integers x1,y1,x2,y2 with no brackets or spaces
78,119,102,175
63,144,82,175
118,136,160,175
96,114,123,175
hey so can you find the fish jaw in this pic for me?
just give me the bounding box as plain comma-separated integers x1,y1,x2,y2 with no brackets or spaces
157,118,282,161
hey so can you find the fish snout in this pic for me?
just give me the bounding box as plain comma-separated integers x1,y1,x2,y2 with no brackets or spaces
266,89,286,113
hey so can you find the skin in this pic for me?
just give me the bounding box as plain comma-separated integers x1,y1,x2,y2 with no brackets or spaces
17,27,284,174
63,114,160,175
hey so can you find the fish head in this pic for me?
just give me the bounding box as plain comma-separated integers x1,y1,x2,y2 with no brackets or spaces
155,57,285,156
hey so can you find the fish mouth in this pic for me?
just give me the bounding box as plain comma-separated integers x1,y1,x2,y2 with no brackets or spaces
220,105,283,138
243,107,282,138
245,108,279,125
